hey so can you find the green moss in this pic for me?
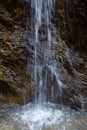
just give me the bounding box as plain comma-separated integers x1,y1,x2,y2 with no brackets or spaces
0,24,6,31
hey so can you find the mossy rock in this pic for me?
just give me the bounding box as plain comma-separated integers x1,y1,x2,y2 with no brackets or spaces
0,24,6,31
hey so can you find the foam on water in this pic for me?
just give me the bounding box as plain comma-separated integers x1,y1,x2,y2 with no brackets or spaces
10,103,66,130
0,103,87,130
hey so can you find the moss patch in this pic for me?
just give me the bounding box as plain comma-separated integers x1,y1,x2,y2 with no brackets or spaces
0,24,6,31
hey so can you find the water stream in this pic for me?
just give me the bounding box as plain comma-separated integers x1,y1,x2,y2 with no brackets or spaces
27,0,62,105
0,0,87,130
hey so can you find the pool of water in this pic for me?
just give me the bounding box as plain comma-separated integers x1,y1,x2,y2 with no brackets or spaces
0,102,87,130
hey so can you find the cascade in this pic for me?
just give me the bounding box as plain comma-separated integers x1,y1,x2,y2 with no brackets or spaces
27,0,63,105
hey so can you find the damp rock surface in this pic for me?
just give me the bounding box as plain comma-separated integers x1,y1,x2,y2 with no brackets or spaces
0,1,34,104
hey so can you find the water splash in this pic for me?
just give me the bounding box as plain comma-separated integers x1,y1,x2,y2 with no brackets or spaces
1,103,87,130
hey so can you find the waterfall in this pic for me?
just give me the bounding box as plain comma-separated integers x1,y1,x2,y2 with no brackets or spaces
1,1,87,130
26,0,64,105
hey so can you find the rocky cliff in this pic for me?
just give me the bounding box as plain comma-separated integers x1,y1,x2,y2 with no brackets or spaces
55,0,87,54
0,0,34,104
0,0,87,110
53,0,87,109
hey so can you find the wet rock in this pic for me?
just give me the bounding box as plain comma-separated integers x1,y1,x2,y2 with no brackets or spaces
0,32,34,104
0,0,26,27
0,1,34,105
55,0,87,55
52,0,87,109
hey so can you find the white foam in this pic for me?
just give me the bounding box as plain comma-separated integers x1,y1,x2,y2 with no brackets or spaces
13,103,64,130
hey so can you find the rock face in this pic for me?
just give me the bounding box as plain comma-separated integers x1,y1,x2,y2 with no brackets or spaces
53,0,87,109
0,0,87,110
55,0,87,54
0,0,34,104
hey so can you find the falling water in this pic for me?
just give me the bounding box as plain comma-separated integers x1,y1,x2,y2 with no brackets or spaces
27,0,64,105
